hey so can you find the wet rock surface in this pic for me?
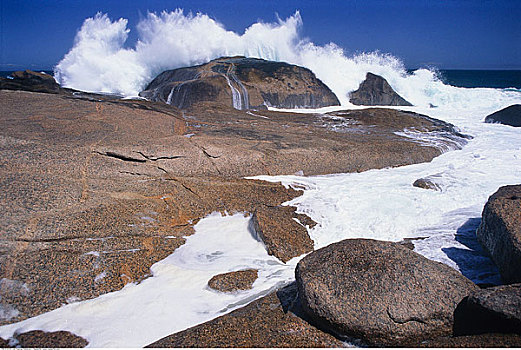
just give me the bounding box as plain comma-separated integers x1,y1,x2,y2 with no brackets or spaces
349,72,413,106
484,104,521,127
413,177,442,191
295,238,478,346
140,56,340,109
146,283,344,348
476,184,521,284
252,205,314,262
208,269,259,292
454,283,521,336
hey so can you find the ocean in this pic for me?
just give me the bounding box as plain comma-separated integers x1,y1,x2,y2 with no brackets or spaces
3,69,521,90
1,10,521,347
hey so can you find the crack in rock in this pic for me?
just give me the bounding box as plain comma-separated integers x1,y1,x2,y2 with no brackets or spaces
134,151,185,161
386,307,428,325
94,151,146,163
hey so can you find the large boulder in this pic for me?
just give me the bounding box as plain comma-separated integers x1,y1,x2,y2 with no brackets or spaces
349,72,412,106
476,185,521,284
484,104,521,127
146,283,343,348
295,239,478,346
139,56,340,110
0,70,61,94
454,283,521,336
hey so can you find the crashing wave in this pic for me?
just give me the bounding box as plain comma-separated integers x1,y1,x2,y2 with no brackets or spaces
54,10,521,111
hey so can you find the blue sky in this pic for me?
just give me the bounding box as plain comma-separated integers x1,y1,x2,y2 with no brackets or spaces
1,0,520,70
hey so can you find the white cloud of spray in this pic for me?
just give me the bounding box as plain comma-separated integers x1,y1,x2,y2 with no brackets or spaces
54,9,520,109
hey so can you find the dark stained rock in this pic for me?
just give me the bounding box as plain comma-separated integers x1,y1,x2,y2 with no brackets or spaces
484,104,521,127
419,333,521,347
476,185,521,284
15,330,88,348
139,56,340,110
295,238,478,346
251,206,314,263
146,283,344,348
454,283,521,336
208,269,258,292
413,177,441,191
0,70,62,94
349,72,413,106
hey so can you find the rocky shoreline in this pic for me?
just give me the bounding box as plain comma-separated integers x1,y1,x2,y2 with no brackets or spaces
0,64,520,347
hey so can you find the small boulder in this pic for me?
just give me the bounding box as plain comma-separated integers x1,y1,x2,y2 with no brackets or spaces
14,330,88,348
454,283,521,336
208,269,258,292
413,178,441,191
476,185,521,284
251,206,314,263
349,72,412,106
295,238,477,346
484,105,521,127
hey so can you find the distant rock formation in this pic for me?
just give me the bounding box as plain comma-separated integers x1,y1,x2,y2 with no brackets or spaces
0,70,61,94
295,238,477,346
476,184,521,284
484,104,521,127
139,56,340,110
349,72,412,106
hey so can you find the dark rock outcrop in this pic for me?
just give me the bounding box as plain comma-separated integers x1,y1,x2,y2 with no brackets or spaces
251,206,314,263
419,333,521,347
484,104,521,127
139,56,340,110
476,185,521,284
454,283,521,336
14,330,88,348
208,269,258,292
146,283,343,348
349,72,413,106
295,239,477,346
0,70,61,94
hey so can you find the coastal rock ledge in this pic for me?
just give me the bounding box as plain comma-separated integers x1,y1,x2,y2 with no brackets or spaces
139,56,340,110
476,184,521,284
295,238,477,346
